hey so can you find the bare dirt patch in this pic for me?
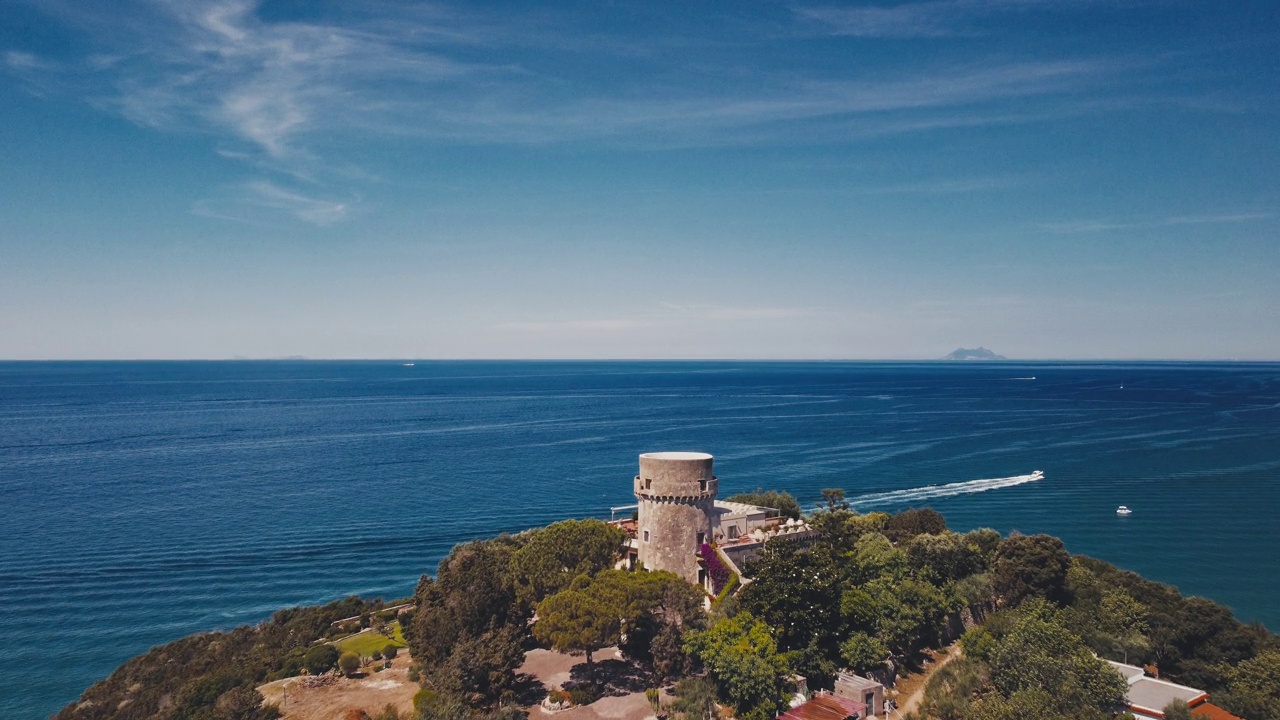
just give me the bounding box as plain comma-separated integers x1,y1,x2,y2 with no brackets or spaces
518,647,656,720
258,654,417,720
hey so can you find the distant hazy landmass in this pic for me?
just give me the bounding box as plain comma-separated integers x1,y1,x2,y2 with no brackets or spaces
942,347,1008,361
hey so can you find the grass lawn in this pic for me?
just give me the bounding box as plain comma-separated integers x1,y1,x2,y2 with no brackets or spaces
334,620,409,657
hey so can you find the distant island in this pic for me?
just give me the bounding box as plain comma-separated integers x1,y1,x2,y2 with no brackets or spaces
941,347,1008,361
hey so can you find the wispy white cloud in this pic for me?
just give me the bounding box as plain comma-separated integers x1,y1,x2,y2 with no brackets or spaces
192,181,352,225
1038,212,1272,234
86,0,485,161
863,175,1029,194
798,0,1120,39
29,0,1128,150
493,319,657,333
14,0,1148,223
659,302,821,321
5,50,49,70
496,304,821,336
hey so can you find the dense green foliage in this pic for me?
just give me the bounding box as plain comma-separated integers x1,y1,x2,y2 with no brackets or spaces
684,612,793,720
724,489,803,519
509,519,628,607
62,498,1280,720
55,596,397,720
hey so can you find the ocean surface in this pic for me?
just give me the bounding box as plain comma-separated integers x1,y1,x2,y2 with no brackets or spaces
2,361,1279,718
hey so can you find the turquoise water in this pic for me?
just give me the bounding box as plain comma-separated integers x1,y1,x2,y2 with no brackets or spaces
2,361,1278,718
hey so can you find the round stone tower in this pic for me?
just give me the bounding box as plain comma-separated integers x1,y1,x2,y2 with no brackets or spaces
634,451,718,585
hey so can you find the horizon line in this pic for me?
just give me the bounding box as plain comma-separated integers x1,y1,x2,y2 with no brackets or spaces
2,357,1277,363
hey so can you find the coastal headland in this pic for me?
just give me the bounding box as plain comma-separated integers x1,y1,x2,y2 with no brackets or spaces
54,452,1279,720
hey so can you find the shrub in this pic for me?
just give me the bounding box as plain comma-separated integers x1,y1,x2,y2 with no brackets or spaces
383,644,399,660
567,686,600,706
304,644,340,675
371,648,383,660
338,651,362,676
414,689,437,712
646,688,662,713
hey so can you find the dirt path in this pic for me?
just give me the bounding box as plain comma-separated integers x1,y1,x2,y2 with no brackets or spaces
893,643,961,717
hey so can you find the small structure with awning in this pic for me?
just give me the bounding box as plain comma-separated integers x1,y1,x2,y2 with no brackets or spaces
778,693,869,720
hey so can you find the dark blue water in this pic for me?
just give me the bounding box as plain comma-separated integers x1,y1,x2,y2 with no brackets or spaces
2,361,1278,718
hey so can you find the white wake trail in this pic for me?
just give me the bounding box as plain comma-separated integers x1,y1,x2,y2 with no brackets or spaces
848,471,1044,508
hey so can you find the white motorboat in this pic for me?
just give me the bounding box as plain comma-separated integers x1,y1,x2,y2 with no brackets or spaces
1116,505,1132,516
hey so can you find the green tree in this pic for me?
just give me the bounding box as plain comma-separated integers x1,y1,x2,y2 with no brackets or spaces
840,587,877,633
865,576,949,655
953,572,994,608
1099,589,1151,663
960,627,997,664
509,519,627,606
963,528,1003,567
821,488,848,511
304,644,340,675
988,607,1127,714
684,613,792,720
338,650,361,676
904,532,980,585
534,584,618,665
428,625,526,707
1163,699,1193,720
1218,649,1280,720
850,532,907,583
671,677,720,720
651,621,692,683
989,534,1071,606
725,490,803,520
883,508,948,543
739,543,845,654
839,632,888,674
408,537,523,668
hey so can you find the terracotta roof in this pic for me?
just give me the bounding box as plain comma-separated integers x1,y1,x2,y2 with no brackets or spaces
1192,702,1246,720
779,694,867,720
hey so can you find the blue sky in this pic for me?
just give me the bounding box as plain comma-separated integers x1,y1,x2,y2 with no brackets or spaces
1,0,1276,359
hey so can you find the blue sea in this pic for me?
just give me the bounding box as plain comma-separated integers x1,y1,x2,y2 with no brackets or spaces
2,361,1279,718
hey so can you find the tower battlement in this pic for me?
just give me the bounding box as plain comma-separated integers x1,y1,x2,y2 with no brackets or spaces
635,451,718,499
634,452,717,584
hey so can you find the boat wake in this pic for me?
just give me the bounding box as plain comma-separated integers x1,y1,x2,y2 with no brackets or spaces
849,471,1044,508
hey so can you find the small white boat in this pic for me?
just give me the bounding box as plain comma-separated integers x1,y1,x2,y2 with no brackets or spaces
403,362,415,367
1116,505,1132,516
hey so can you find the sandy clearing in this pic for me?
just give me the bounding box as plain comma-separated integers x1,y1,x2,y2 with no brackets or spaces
258,654,417,720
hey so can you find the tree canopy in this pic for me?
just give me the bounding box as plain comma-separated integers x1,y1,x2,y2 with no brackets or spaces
509,519,627,606
724,490,803,520
989,534,1071,606
684,613,792,720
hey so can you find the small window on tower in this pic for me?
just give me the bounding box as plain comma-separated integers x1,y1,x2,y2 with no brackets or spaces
643,530,650,543
699,479,707,492
645,478,652,490
728,526,740,539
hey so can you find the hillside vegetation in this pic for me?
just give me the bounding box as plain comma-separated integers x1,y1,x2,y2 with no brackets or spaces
57,502,1280,720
